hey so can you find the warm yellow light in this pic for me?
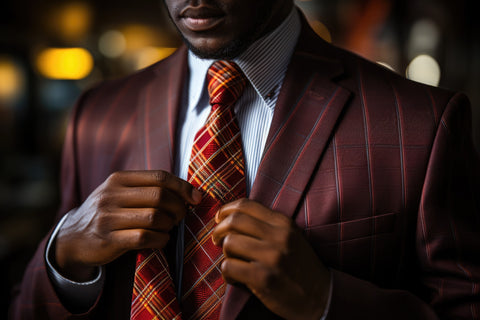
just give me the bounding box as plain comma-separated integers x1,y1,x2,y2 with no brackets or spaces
36,48,94,80
56,2,92,40
135,47,177,70
122,25,161,52
0,57,24,103
310,20,332,43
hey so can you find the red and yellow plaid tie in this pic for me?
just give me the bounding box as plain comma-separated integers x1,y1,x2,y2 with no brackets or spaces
181,60,247,320
131,249,181,320
131,61,246,320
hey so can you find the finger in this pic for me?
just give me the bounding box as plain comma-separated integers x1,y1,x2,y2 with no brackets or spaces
107,170,202,204
221,233,280,266
116,187,188,222
220,258,277,295
212,212,273,245
216,199,289,227
220,258,254,285
106,208,176,232
111,229,171,252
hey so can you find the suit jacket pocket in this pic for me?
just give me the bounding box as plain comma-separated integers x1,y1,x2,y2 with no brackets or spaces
305,213,399,281
305,212,397,245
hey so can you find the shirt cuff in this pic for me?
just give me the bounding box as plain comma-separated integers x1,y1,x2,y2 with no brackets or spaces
45,211,105,312
319,271,333,320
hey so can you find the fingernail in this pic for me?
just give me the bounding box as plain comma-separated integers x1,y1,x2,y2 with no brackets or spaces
192,188,202,203
215,210,220,223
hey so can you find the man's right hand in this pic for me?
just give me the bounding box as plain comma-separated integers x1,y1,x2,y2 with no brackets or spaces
54,170,202,282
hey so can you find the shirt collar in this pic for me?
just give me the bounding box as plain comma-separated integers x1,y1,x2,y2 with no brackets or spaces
187,7,301,111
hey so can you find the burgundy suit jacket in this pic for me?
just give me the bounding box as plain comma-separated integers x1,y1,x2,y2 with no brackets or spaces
10,19,480,320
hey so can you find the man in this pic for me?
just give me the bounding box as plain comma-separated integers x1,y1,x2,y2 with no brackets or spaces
10,0,480,319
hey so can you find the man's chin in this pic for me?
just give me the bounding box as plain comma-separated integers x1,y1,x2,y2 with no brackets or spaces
183,36,249,60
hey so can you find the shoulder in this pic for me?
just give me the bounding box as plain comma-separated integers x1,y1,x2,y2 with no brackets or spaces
74,45,188,119
297,20,459,127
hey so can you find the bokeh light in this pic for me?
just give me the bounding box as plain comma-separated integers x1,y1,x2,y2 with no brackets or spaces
310,20,332,43
122,24,163,52
47,1,93,41
36,48,94,80
134,47,177,70
99,30,127,58
0,56,25,104
406,54,441,86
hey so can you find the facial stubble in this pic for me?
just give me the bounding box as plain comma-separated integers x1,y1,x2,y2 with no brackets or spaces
164,0,278,60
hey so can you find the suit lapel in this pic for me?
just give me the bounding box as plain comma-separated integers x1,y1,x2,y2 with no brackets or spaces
220,28,352,320
251,52,351,216
140,46,188,171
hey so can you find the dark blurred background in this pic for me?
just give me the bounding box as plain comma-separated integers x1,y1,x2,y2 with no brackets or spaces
1,0,479,316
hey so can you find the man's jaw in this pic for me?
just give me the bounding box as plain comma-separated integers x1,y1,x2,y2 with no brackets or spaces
182,34,248,60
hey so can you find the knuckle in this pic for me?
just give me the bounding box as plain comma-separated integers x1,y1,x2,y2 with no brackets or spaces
154,171,168,184
97,192,112,209
236,198,250,209
220,258,229,273
96,211,112,227
145,209,157,226
107,171,122,184
222,234,235,253
220,259,231,279
150,187,162,202
132,230,149,248
226,211,241,226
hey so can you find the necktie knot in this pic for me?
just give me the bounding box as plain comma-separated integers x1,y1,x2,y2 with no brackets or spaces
207,60,247,109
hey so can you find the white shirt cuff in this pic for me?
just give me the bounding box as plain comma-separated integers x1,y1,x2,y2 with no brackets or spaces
45,211,105,311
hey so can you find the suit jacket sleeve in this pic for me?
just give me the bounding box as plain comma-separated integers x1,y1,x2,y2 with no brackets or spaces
9,89,104,320
326,93,480,319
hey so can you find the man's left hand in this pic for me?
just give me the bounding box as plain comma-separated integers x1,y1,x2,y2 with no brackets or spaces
212,199,331,320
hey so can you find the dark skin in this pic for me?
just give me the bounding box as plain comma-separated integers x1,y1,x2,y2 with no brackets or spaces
54,171,202,281
55,0,331,318
164,0,294,59
212,200,330,319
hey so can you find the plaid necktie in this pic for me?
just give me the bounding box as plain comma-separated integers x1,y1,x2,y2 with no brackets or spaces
131,249,181,320
131,61,246,320
181,60,247,320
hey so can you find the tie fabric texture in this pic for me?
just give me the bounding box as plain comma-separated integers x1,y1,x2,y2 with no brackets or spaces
131,249,182,320
181,60,247,320
131,60,247,320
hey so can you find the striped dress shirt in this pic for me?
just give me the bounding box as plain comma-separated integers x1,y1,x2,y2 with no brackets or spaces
176,8,301,192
